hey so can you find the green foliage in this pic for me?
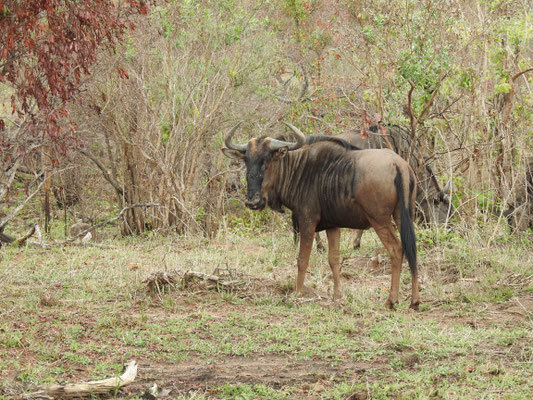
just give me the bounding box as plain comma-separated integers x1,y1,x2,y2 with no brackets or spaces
474,188,502,213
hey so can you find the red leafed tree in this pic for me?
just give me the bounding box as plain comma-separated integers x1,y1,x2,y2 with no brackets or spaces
0,0,147,231
0,0,147,138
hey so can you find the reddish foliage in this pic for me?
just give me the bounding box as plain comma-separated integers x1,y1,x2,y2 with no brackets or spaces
0,0,148,143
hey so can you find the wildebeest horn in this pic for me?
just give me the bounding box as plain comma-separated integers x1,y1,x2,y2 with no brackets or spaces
224,121,247,152
439,179,451,202
271,122,305,151
441,179,451,195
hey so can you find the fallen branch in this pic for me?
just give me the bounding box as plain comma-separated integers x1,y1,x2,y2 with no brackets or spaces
144,271,179,295
64,202,162,244
14,225,36,246
0,225,36,248
20,360,138,399
182,270,240,289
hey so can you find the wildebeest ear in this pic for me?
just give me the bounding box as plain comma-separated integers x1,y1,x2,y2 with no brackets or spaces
221,148,245,160
274,147,288,159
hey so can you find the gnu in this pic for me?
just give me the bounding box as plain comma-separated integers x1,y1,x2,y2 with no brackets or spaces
222,122,420,310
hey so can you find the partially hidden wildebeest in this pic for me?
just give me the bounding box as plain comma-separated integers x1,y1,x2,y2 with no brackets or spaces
221,122,420,310
306,124,451,250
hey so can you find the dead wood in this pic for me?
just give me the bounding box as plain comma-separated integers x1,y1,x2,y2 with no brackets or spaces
144,271,179,294
144,268,255,296
14,225,36,247
0,225,36,248
77,147,124,198
20,360,137,399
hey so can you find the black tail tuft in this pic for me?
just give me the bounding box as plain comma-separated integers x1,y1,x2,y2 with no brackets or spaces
394,169,417,277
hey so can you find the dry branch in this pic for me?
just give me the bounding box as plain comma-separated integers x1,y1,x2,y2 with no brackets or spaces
77,147,124,197
0,165,76,230
20,360,137,399
64,202,162,243
0,158,21,202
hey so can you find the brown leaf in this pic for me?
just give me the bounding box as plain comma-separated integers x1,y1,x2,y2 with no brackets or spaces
117,67,129,79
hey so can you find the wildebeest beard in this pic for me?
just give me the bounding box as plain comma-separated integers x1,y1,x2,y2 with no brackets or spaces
267,190,285,213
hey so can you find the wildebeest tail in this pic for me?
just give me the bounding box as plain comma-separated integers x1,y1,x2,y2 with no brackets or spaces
394,167,417,277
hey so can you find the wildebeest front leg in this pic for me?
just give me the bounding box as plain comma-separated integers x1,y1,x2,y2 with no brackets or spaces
295,227,315,297
373,223,403,309
326,228,342,300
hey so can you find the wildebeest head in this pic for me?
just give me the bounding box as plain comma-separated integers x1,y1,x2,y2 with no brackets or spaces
221,122,305,210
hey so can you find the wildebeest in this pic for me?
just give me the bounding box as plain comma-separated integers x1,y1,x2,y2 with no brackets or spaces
222,122,420,309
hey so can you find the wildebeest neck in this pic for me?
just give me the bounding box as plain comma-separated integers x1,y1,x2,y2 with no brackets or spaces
268,143,358,216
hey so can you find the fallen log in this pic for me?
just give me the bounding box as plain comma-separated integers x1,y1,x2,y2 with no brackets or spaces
20,360,138,399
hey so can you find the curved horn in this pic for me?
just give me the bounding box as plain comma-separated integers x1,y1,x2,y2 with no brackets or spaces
439,179,451,202
224,121,247,152
441,179,451,195
271,122,305,151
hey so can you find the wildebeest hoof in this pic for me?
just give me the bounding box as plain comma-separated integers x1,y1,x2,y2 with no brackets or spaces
409,301,420,311
385,299,397,310
296,285,319,298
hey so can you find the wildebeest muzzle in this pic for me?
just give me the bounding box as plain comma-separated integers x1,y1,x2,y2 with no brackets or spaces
245,192,264,210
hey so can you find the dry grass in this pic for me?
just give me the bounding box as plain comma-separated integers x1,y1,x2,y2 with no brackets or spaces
0,222,532,399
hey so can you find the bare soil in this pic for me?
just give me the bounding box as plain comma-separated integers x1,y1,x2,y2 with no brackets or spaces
120,355,378,398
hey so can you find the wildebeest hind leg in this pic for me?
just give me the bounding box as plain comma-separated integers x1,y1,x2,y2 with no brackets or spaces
315,233,326,252
352,229,364,249
326,228,342,300
372,222,403,309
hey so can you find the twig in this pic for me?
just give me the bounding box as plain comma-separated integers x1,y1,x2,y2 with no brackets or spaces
0,158,22,202
77,147,124,197
0,176,45,229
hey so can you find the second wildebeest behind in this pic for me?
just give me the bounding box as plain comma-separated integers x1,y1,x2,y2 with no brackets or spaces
222,122,420,310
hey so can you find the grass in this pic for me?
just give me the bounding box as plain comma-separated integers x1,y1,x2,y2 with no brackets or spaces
0,223,532,399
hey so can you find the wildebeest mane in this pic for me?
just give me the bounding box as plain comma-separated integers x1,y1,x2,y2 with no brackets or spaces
276,142,361,225
273,133,360,151
305,135,361,150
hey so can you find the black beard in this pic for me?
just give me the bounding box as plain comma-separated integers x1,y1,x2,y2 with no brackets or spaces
267,192,285,213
